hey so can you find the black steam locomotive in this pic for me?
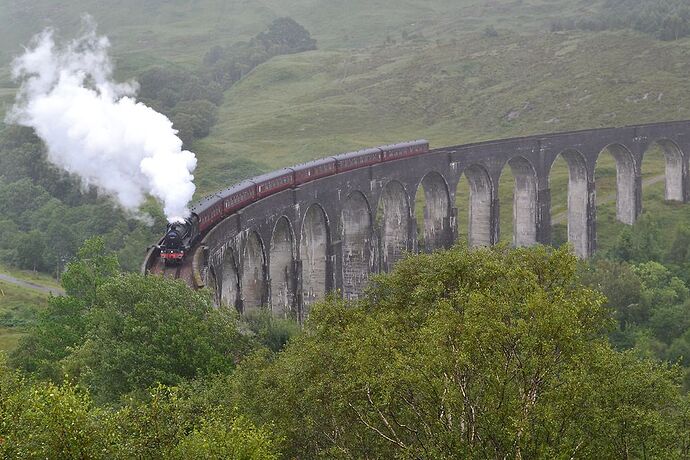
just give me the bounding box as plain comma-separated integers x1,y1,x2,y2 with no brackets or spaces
158,217,200,265
157,140,429,265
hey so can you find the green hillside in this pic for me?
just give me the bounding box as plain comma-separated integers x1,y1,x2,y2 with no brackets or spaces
1,0,689,255
1,5,690,451
0,0,601,59
197,30,690,171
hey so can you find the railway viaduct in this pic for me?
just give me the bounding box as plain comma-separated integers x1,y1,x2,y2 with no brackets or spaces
148,120,690,321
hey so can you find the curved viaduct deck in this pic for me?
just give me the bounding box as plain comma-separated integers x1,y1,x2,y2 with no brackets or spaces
145,120,690,321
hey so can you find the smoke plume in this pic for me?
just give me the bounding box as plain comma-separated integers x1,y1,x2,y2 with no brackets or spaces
6,19,197,223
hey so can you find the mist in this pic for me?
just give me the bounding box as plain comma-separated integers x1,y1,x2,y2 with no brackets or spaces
6,18,197,223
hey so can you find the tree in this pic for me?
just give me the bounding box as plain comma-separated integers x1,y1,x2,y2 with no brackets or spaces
12,237,254,403
60,236,120,304
171,113,197,145
634,261,689,312
12,230,46,271
666,225,690,265
63,273,252,403
579,259,642,322
0,358,281,459
11,237,119,380
0,178,51,224
255,17,317,55
0,357,114,459
235,245,689,458
171,416,280,460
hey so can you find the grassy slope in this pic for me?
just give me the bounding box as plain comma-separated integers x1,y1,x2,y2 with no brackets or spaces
1,0,689,250
200,30,690,168
0,0,688,345
198,28,690,246
0,264,54,352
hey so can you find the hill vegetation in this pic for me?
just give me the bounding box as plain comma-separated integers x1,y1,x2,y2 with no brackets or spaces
1,2,690,456
553,0,690,40
1,0,690,361
2,241,689,458
1,1,690,260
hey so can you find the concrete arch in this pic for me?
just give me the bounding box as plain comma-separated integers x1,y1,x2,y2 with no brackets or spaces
550,149,590,258
300,204,329,319
415,172,452,252
341,191,373,300
241,232,266,313
378,180,411,272
504,156,538,246
464,164,494,247
597,143,637,225
220,248,240,311
645,139,685,202
270,217,295,317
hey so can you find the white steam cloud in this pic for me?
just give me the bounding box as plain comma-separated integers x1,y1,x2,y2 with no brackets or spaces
6,19,197,223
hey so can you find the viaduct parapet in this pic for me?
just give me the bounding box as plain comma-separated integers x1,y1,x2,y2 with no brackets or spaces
149,121,690,321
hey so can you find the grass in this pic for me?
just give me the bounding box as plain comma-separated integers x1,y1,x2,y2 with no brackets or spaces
195,29,690,187
2,1,690,259
0,327,26,352
0,264,57,353
0,263,62,290
0,280,49,353
0,0,605,67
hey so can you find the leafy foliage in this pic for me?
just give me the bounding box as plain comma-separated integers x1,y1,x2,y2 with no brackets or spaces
0,126,165,274
5,240,690,457
231,245,689,458
66,273,252,403
0,359,114,459
11,238,252,403
0,358,280,459
581,258,690,390
171,416,280,460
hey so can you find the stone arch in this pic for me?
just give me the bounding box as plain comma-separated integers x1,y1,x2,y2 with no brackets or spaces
300,204,329,318
341,191,373,300
645,139,685,202
415,172,452,252
220,248,240,311
207,266,220,307
241,232,266,313
550,149,590,258
504,156,538,246
378,180,411,272
464,164,493,247
597,143,637,225
270,217,295,318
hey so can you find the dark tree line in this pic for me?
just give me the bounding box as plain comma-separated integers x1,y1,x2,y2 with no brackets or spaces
203,17,317,90
551,0,690,41
138,17,316,146
0,126,165,274
0,17,316,276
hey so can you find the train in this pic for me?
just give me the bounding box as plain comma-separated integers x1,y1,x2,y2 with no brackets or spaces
157,140,429,265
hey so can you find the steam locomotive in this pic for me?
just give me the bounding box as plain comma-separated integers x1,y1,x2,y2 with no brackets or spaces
157,140,429,265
